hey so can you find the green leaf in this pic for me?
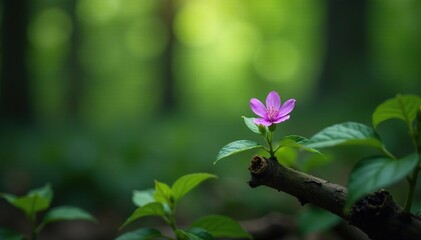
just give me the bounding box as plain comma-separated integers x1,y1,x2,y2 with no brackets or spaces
298,207,341,234
37,206,96,231
120,202,166,230
0,184,53,220
0,228,24,240
153,180,172,204
133,189,155,207
346,153,419,208
242,117,263,135
372,94,421,129
172,173,217,203
176,229,214,240
305,122,383,149
215,140,262,164
115,228,163,240
187,228,214,240
190,215,252,239
278,135,325,158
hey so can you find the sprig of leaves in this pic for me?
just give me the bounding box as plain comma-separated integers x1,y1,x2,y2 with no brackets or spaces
214,117,322,164
0,184,96,239
304,94,421,210
118,173,251,240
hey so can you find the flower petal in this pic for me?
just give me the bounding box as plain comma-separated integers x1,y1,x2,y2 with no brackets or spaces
266,91,281,110
253,118,272,126
272,115,290,124
277,99,295,117
250,98,267,118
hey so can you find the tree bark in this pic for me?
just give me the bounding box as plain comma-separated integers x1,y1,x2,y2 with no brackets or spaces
248,155,421,240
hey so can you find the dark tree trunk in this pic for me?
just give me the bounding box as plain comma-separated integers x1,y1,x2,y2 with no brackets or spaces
318,0,368,97
160,1,176,113
65,0,83,120
0,0,32,124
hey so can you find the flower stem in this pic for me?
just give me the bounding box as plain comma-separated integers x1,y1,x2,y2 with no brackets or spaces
266,131,275,158
404,119,421,213
404,165,419,213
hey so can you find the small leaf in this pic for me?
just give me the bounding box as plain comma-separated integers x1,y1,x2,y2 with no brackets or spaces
0,184,53,220
187,228,214,240
120,202,166,230
0,228,24,240
153,181,172,204
38,206,96,230
373,94,421,129
242,117,262,135
298,207,341,234
305,122,383,149
172,173,217,203
176,229,214,240
279,135,325,158
115,228,163,240
346,153,419,208
215,140,262,164
190,215,252,239
132,189,155,207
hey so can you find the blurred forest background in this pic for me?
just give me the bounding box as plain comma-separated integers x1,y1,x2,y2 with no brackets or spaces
0,0,420,239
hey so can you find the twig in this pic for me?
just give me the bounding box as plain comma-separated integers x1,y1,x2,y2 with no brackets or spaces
247,155,421,240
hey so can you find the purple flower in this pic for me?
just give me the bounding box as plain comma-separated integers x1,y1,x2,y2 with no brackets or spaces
250,91,296,126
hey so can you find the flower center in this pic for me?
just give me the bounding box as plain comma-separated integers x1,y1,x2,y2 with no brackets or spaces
267,106,279,121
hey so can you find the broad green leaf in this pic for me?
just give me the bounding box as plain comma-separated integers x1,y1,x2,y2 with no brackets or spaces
0,184,53,220
372,94,421,129
120,202,166,230
242,117,265,135
176,229,213,240
305,122,383,149
37,206,96,231
115,228,163,240
275,147,298,168
278,135,325,158
298,207,341,234
172,173,217,203
133,189,155,207
215,140,262,164
153,180,172,204
301,153,333,172
346,153,419,208
187,228,214,240
190,215,252,239
0,228,24,240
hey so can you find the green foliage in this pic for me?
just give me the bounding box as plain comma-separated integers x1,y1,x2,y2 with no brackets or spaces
132,189,155,207
0,229,24,240
1,184,53,221
0,184,96,240
215,140,262,164
278,135,325,158
242,117,262,135
304,122,383,149
176,229,214,240
298,207,341,234
118,173,250,240
189,215,252,239
120,203,166,230
115,228,162,240
218,93,421,237
172,173,217,203
346,154,418,208
216,117,323,164
372,94,421,129
304,94,421,212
